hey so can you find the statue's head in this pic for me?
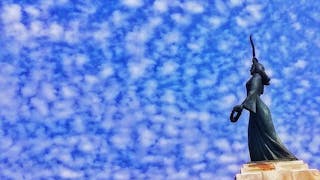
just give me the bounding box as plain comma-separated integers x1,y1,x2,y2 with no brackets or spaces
249,36,270,85
250,58,270,85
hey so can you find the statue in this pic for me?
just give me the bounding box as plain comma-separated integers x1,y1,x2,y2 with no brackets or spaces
230,35,298,162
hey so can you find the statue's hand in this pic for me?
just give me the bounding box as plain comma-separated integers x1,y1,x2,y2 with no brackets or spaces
233,105,243,112
230,105,243,123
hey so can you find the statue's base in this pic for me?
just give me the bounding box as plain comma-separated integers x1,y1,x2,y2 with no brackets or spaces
235,160,320,180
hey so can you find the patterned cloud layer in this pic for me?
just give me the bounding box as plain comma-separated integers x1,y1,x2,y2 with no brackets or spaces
0,0,319,179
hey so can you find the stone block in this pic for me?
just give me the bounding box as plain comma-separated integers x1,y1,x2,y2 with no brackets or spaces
236,160,320,180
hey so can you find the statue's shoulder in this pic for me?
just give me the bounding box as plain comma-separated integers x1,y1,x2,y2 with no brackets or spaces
252,73,262,81
248,73,262,87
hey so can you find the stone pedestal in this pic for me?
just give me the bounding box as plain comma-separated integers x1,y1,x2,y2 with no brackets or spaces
236,160,320,180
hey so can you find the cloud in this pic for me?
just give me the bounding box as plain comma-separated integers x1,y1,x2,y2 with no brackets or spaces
153,0,168,13
122,0,143,8
48,22,64,41
294,59,307,69
160,61,179,75
1,4,22,24
235,3,264,28
217,94,237,110
228,0,244,7
183,1,204,14
24,6,41,18
59,167,83,179
138,126,156,147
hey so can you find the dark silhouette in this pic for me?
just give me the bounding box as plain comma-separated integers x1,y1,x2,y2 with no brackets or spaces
230,35,297,162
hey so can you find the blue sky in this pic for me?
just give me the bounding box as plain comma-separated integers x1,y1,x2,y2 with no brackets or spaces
0,0,319,179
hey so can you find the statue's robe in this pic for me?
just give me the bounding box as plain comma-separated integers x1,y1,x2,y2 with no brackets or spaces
243,73,297,161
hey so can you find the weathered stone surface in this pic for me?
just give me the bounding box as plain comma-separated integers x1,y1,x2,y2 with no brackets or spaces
236,160,320,180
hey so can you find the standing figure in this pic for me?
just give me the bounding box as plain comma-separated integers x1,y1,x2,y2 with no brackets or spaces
230,35,297,162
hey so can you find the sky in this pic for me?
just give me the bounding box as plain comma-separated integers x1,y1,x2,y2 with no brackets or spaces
0,0,320,179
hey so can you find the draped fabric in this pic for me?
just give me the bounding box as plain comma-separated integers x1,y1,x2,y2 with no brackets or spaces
243,74,297,161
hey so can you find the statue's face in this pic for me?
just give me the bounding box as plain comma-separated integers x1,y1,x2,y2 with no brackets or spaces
250,64,255,75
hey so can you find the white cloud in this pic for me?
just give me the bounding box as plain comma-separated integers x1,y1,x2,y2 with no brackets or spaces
198,112,211,122
235,16,248,28
64,21,80,44
100,65,114,79
246,4,263,21
235,4,264,28
79,137,96,152
192,163,206,171
39,0,55,11
21,83,37,98
218,94,236,110
197,78,216,87
30,21,45,37
139,127,156,147
41,82,57,101
232,141,245,151
164,125,179,137
219,154,237,163
215,0,227,14
61,85,78,98
167,169,189,179
31,97,49,116
125,28,152,56
0,137,13,150
110,129,131,149
122,0,143,8
184,67,197,76
93,23,110,42
1,4,22,24
261,94,271,107
52,100,75,119
161,61,179,75
56,0,69,5
300,80,310,89
293,22,301,30
5,22,29,42
162,90,176,103
183,1,204,14
309,139,320,153
72,117,86,133
299,152,312,161
209,16,225,29
294,88,305,95
24,6,41,18
84,74,99,85
148,16,163,27
228,0,244,7
187,41,203,52
200,172,216,180
103,85,120,101
75,54,88,67
126,29,150,44
183,145,203,161
48,22,64,41
111,10,127,26
294,59,307,69
59,167,83,179
128,59,153,79
114,170,130,180
153,0,168,13
171,13,191,25
215,138,230,151
185,111,198,120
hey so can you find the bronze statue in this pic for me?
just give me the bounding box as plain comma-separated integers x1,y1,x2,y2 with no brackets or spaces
230,35,297,162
